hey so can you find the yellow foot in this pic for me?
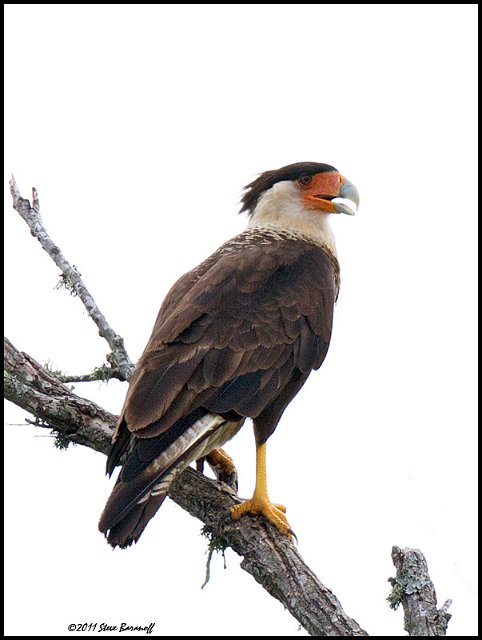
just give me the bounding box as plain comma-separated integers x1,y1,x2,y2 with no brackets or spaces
206,448,236,476
197,448,238,491
230,498,292,538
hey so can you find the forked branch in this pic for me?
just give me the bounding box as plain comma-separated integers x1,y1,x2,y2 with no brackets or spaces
9,177,134,381
5,181,451,636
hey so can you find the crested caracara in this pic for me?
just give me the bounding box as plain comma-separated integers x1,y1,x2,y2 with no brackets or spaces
99,161,358,548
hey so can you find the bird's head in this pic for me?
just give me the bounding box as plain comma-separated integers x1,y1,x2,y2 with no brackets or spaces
241,162,359,223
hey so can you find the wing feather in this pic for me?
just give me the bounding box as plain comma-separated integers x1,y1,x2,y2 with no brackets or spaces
113,233,337,448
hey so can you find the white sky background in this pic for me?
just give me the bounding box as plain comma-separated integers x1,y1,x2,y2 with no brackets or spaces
4,4,478,637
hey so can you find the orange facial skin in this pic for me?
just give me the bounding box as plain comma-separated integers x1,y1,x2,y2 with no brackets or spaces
300,171,347,212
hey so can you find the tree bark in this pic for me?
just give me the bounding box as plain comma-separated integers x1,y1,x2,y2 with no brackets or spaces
5,336,367,637
4,337,114,454
389,546,452,636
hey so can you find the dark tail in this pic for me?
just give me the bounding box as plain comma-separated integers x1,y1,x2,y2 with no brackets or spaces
99,465,178,548
99,411,228,548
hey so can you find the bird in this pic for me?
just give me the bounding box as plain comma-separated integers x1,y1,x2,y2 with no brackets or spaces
99,161,358,548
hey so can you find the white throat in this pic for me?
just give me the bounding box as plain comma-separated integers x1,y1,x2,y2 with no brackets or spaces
247,180,337,258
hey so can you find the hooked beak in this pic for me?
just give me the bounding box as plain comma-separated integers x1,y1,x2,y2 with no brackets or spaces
332,179,359,216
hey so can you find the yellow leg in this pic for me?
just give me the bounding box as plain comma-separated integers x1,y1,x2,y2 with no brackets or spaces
230,442,292,538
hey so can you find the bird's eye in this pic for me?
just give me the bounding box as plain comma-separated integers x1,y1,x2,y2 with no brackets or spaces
299,175,312,186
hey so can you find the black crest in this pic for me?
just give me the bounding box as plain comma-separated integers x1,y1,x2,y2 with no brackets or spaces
240,162,338,215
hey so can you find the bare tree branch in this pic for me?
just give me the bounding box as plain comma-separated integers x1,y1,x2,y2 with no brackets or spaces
56,373,117,383
4,337,114,454
9,177,134,381
389,546,452,636
4,337,453,636
54,366,126,384
5,179,452,636
4,336,367,636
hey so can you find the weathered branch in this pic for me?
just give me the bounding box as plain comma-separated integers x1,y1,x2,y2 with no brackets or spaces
9,178,134,381
389,546,452,636
172,469,369,636
4,337,367,636
4,338,114,454
6,179,452,636
54,366,125,384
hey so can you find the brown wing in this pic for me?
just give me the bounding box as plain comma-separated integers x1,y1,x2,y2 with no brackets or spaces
100,232,338,546
118,235,337,440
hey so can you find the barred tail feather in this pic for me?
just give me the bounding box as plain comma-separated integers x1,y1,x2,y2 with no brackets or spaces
100,468,178,548
99,412,243,548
